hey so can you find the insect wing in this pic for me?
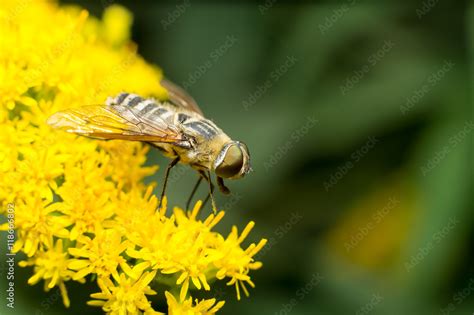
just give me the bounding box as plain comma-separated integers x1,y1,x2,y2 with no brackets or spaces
161,78,204,115
47,104,184,143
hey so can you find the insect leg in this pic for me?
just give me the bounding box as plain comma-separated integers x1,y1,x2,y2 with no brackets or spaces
217,176,230,195
207,171,218,214
200,171,211,207
186,175,203,210
157,156,180,210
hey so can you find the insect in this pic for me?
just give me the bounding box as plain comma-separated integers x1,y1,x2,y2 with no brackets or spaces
47,79,251,212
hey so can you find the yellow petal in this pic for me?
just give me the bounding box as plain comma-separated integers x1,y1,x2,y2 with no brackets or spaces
60,282,70,308
73,266,93,281
176,272,188,285
87,300,106,306
198,273,210,291
68,259,90,270
191,276,201,290
132,261,149,277
237,221,255,244
19,96,38,107
179,278,189,302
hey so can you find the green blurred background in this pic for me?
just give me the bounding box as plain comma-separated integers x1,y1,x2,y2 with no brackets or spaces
3,1,473,314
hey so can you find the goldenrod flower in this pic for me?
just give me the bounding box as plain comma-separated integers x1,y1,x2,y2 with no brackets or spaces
0,1,266,314
213,222,267,300
165,291,225,315
88,271,160,315
0,195,69,257
67,228,132,280
18,239,83,308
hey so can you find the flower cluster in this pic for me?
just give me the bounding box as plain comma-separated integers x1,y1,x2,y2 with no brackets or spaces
0,1,266,314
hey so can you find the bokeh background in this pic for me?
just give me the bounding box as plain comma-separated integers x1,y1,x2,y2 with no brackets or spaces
2,1,472,314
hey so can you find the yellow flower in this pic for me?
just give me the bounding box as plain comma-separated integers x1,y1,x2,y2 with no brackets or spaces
126,202,223,300
213,222,267,300
67,228,133,280
127,201,266,302
98,140,157,190
0,196,69,257
165,291,225,315
88,271,160,315
49,149,118,240
0,1,267,313
110,185,159,237
18,239,82,308
102,4,133,46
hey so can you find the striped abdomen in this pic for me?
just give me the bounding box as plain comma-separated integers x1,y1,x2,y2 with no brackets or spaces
107,92,222,141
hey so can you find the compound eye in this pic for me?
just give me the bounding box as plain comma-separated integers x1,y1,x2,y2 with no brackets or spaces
215,144,244,178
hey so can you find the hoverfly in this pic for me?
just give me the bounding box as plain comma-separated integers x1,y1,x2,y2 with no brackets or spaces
47,79,251,212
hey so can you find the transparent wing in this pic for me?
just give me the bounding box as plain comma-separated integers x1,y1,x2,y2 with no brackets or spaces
47,104,185,143
161,78,204,115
